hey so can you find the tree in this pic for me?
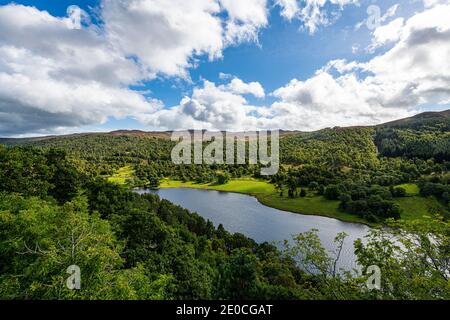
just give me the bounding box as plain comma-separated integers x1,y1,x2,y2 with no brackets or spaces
216,172,230,185
308,181,319,191
0,195,171,299
324,185,340,200
300,189,307,198
146,174,160,190
216,248,261,300
390,186,407,198
46,149,80,204
354,216,450,299
283,230,360,299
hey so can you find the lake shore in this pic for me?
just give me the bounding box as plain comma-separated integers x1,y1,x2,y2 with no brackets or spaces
158,178,435,227
159,178,374,226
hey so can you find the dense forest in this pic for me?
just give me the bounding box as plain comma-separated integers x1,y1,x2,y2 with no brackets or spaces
0,111,449,299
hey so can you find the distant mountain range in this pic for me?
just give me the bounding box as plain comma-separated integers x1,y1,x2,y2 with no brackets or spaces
1,109,449,143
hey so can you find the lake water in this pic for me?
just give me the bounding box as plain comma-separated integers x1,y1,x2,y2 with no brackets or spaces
136,188,370,271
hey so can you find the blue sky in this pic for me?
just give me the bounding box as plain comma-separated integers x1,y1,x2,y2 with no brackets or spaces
0,0,449,136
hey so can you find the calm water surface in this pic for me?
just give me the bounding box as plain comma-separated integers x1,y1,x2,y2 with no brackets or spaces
136,188,370,271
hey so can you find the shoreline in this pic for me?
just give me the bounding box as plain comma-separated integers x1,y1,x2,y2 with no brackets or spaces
150,181,375,227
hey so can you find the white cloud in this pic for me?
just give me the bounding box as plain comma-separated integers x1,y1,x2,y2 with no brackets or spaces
142,3,450,131
226,78,265,98
369,17,405,50
139,80,261,130
276,0,359,34
102,0,224,78
355,3,399,31
0,1,271,136
423,0,450,8
0,4,161,135
1,1,449,135
275,0,299,21
101,0,269,77
219,0,268,44
381,4,400,22
66,5,89,29
271,3,450,129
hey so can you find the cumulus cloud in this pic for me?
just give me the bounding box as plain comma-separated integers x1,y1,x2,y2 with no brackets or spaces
368,17,405,50
276,0,359,34
101,0,269,77
139,80,261,130
0,4,162,136
141,3,450,131
423,0,450,8
102,0,224,78
1,1,449,135
271,3,450,128
220,0,268,44
276,0,299,21
226,78,265,98
0,1,271,136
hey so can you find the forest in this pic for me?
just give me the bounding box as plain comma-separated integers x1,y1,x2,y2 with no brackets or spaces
0,110,449,299
5,111,449,224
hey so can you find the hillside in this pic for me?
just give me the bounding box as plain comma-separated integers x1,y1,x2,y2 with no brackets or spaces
375,110,450,161
379,109,450,130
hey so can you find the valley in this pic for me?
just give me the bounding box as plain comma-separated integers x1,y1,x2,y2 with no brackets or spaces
0,110,449,300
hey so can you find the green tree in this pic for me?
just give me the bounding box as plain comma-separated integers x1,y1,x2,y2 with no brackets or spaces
0,194,171,300
216,172,230,185
354,216,450,299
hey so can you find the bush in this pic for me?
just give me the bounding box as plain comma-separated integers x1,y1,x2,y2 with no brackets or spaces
391,187,407,198
324,185,340,200
216,173,230,185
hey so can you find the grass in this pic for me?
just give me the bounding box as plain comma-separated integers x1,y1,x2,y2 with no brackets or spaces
107,166,135,185
396,183,420,195
160,178,437,226
396,196,443,221
160,178,276,194
257,193,368,225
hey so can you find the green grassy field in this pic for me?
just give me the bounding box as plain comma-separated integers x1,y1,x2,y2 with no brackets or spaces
257,193,368,224
160,178,276,194
160,178,438,225
395,196,443,221
107,166,135,185
396,183,420,195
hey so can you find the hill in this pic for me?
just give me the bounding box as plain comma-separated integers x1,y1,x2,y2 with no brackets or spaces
378,109,450,131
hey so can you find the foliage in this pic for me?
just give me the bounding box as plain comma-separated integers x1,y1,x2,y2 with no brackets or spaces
354,216,450,299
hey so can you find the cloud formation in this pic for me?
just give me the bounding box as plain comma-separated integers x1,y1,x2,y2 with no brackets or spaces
0,4,161,136
139,79,265,130
276,0,359,33
220,0,268,44
0,1,449,135
0,1,270,135
141,2,450,131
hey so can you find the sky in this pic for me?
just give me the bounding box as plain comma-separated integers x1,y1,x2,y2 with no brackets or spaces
0,0,449,137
